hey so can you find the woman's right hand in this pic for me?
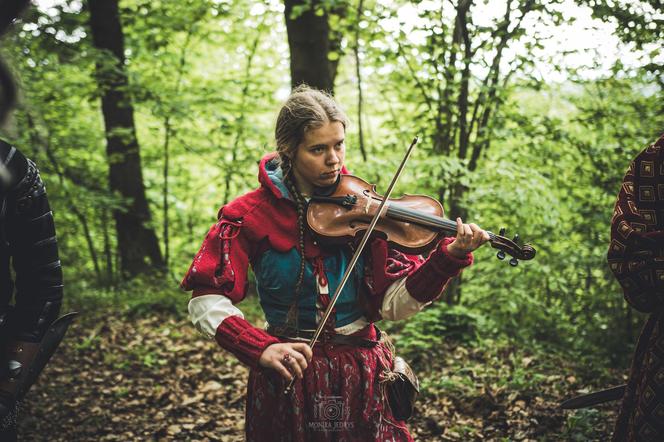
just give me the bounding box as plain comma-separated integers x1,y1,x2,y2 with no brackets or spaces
258,342,313,381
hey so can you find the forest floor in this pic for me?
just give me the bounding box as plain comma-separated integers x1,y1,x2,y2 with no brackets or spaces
16,295,621,441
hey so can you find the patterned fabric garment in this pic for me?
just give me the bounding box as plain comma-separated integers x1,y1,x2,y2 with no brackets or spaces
245,329,413,442
608,134,664,442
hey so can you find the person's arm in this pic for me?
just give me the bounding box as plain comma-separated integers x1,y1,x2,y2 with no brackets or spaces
367,218,486,321
182,218,280,368
380,237,473,320
189,292,284,368
608,139,664,313
183,217,313,379
0,144,63,419
3,145,62,341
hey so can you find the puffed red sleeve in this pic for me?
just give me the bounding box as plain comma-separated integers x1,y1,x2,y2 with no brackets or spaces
180,217,251,303
363,237,473,320
404,237,473,301
182,215,279,367
608,137,664,313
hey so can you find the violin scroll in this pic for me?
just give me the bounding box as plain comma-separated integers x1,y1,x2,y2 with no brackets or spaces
489,227,536,265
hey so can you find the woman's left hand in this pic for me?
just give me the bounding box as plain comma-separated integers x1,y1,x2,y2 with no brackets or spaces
447,217,490,259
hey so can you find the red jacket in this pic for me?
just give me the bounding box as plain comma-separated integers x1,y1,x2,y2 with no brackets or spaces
181,152,472,367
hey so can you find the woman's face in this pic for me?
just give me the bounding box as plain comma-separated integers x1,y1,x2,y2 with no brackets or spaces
291,121,345,195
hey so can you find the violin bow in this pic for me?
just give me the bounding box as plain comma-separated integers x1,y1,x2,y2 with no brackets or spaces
283,136,419,395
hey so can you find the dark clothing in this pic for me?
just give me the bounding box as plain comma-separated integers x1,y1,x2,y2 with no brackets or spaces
608,134,664,441
0,139,63,434
0,139,62,341
0,424,15,442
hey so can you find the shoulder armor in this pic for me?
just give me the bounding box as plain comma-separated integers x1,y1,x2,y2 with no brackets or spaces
13,159,46,214
0,141,28,195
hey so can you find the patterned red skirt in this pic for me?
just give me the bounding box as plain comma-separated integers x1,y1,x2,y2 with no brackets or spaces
245,328,413,442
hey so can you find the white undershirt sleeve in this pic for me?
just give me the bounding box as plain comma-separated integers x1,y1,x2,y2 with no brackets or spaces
379,277,432,321
188,294,244,339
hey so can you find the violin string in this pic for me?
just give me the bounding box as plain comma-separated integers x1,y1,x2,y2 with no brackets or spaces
385,204,457,232
386,203,498,242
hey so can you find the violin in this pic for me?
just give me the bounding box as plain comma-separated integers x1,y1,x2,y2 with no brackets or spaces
307,175,536,265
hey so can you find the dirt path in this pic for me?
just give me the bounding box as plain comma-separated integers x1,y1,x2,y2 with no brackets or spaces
16,312,618,441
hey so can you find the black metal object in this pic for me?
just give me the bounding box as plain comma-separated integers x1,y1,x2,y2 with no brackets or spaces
560,384,626,409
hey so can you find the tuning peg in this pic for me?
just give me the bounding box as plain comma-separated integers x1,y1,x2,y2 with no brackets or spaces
509,258,518,266
499,227,506,236
496,250,506,260
512,234,520,243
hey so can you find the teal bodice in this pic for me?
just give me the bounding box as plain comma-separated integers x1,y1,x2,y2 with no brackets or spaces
253,247,365,330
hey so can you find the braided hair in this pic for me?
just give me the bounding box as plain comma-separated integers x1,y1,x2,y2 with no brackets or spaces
274,85,348,328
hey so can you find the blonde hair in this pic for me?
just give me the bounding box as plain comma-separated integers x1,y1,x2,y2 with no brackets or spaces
275,85,349,177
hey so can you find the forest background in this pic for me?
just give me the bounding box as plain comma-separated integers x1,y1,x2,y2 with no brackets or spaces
0,0,662,440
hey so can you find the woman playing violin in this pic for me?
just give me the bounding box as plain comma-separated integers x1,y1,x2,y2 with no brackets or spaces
181,85,489,441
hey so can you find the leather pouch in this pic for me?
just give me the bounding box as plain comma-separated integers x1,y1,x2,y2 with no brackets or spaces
385,355,419,421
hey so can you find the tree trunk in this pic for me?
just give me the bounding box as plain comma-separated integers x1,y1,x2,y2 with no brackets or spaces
284,0,340,93
88,0,164,277
353,0,367,161
102,208,114,285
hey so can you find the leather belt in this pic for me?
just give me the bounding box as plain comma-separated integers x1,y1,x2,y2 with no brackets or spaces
266,326,379,348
